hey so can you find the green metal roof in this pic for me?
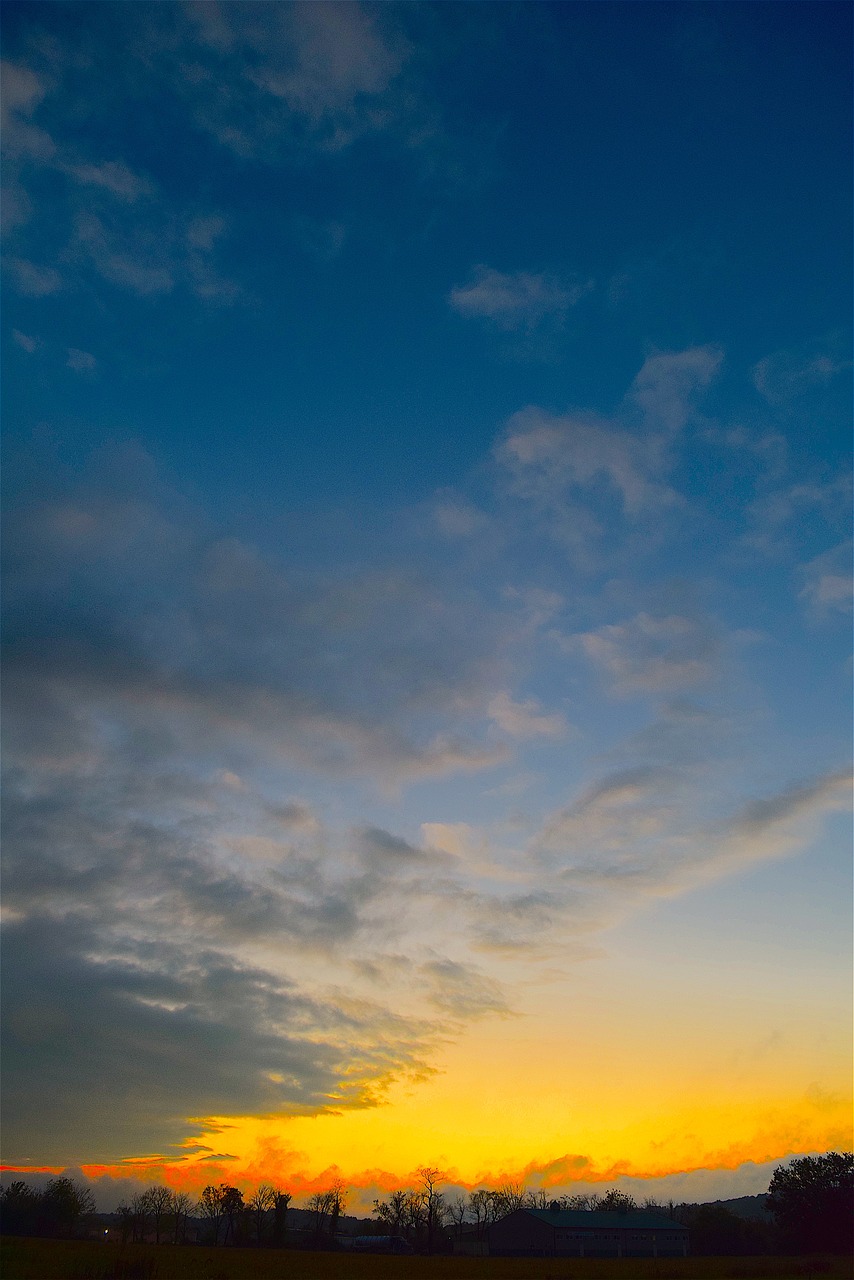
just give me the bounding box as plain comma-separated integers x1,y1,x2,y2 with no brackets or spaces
525,1209,687,1230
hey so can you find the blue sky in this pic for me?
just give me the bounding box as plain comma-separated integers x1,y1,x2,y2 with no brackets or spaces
1,1,851,1199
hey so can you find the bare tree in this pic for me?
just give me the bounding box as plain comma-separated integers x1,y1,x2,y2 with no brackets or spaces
198,1184,226,1246
373,1188,410,1238
447,1194,468,1238
141,1185,172,1245
248,1184,276,1246
220,1186,244,1245
171,1191,192,1244
115,1202,134,1246
495,1180,528,1214
468,1189,493,1240
404,1189,427,1242
554,1192,597,1210
130,1192,149,1243
416,1166,447,1255
307,1180,346,1242
597,1189,637,1212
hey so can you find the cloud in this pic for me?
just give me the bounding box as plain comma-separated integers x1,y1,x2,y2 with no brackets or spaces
753,344,851,404
0,54,236,302
744,477,851,556
2,453,504,774
419,958,512,1021
432,490,489,539
0,60,55,160
11,329,38,353
488,691,567,738
697,769,853,887
798,541,852,616
5,257,62,296
449,265,588,333
66,348,97,373
629,345,722,433
577,612,720,695
532,759,852,926
1,448,532,1155
0,913,435,1163
72,213,175,295
64,160,154,201
498,407,680,518
182,1,410,155
249,3,406,123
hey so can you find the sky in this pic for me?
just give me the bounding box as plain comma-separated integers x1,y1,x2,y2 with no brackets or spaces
1,1,852,1213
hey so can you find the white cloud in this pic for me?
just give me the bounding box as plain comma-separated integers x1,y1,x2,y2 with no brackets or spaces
251,2,406,122
65,160,154,201
798,541,853,616
498,407,680,515
66,348,97,373
5,256,62,296
745,477,851,556
0,60,55,160
432,490,489,538
577,612,720,695
630,345,723,433
753,345,851,403
73,213,174,295
449,265,588,332
11,329,38,353
531,760,852,940
488,690,567,738
70,210,238,301
185,1,410,154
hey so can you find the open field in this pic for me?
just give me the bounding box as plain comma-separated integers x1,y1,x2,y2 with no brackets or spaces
1,1240,849,1280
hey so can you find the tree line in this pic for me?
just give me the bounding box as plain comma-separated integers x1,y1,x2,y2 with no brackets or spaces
1,1152,851,1255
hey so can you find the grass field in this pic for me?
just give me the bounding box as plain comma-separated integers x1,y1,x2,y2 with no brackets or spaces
1,1239,849,1280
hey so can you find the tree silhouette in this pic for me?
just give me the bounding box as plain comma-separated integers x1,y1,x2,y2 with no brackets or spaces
41,1178,94,1238
198,1184,226,1245
248,1184,276,1245
416,1166,447,1255
272,1189,291,1246
220,1185,244,1245
170,1190,192,1244
141,1185,171,1244
307,1180,346,1243
767,1152,854,1254
0,1181,40,1236
595,1189,637,1213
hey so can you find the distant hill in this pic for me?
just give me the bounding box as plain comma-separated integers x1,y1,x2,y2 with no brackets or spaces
707,1195,771,1222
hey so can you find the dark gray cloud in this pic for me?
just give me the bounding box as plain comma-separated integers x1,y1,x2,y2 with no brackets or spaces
2,452,507,785
0,450,515,1161
1,913,434,1163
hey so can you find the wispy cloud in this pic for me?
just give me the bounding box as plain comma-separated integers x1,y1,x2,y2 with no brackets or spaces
1,54,236,303
449,265,589,334
798,541,853,616
5,257,62,296
183,1,411,155
488,691,567,738
753,342,851,404
630,345,722,433
63,159,153,201
0,60,55,161
576,612,720,695
11,329,39,353
497,407,680,518
66,348,97,373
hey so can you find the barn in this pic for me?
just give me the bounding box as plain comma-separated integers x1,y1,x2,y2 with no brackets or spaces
487,1207,689,1258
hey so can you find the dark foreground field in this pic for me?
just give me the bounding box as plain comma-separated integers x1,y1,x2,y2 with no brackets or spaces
2,1240,849,1280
